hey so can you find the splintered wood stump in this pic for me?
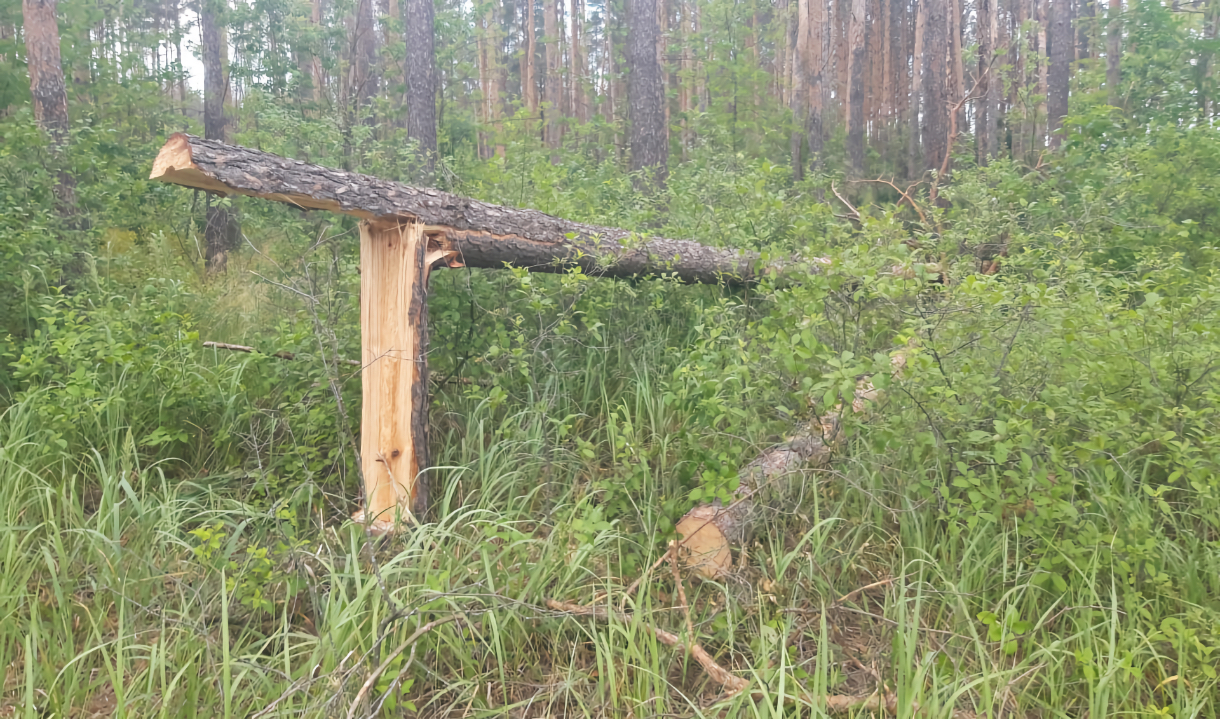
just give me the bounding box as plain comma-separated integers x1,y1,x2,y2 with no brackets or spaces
350,220,432,532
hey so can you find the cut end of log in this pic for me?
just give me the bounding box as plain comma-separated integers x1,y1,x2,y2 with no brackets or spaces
149,133,231,196
674,506,733,579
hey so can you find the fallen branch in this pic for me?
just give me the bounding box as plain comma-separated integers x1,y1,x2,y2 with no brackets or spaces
203,340,362,366
545,599,902,712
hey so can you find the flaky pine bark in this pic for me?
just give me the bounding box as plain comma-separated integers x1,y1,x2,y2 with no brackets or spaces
1048,0,1071,148
627,0,668,189
151,134,834,285
404,0,438,179
23,0,76,209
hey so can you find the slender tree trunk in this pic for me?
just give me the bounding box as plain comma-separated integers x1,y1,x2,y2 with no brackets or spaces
523,0,537,121
846,0,866,176
311,0,327,103
22,0,76,211
404,0,439,179
1048,0,1071,148
202,0,236,272
950,0,965,136
627,0,668,189
790,0,805,180
1078,0,1094,59
921,0,948,175
908,0,925,177
1036,0,1048,147
1106,0,1121,107
809,0,827,167
978,0,995,163
544,0,562,148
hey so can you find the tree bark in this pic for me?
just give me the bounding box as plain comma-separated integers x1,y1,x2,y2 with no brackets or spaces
544,0,563,149
977,0,996,163
921,0,948,176
201,0,237,273
151,134,831,285
1106,0,1121,108
22,0,76,210
627,0,668,190
522,0,538,120
907,0,925,178
846,0,866,176
404,0,439,180
1048,0,1071,148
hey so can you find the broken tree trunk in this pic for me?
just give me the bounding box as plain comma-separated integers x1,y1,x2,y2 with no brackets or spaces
149,133,817,285
675,342,915,579
350,220,432,531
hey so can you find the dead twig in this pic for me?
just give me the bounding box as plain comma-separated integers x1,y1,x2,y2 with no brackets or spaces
345,614,464,719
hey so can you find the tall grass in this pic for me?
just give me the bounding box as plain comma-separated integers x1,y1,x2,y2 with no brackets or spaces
3,338,1216,717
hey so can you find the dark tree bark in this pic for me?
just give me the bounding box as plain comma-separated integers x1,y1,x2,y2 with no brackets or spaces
627,0,668,190
921,0,948,175
201,0,237,273
1048,0,1072,148
846,0,866,176
404,0,439,180
151,134,834,285
22,0,76,209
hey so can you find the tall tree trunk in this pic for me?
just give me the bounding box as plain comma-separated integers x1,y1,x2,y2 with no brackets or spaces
921,0,948,175
1078,0,1094,60
202,0,236,272
809,0,827,168
1048,0,1071,148
311,0,327,103
1106,0,1121,108
977,0,996,163
522,0,537,120
544,0,562,148
846,0,865,175
1035,0,1048,147
570,0,587,124
907,0,925,177
627,0,668,189
790,0,806,180
950,0,965,136
22,0,76,210
404,0,438,179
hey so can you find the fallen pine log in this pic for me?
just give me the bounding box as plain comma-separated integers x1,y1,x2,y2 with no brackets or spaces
151,133,829,286
674,341,916,578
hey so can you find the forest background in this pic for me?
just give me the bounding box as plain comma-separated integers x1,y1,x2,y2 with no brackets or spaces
3,0,1220,715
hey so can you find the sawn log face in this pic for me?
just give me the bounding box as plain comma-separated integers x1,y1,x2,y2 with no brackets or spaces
150,133,795,285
